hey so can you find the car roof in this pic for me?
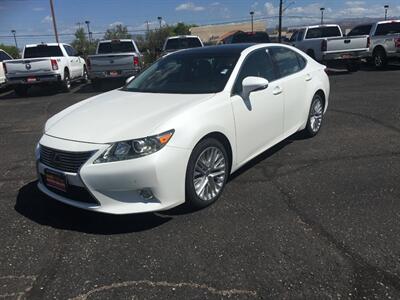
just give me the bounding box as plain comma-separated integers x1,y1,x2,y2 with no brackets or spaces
167,35,200,40
25,43,65,47
99,39,133,43
170,44,256,56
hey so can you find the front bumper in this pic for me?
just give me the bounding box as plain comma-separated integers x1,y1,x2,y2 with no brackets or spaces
89,68,140,79
7,73,61,85
36,134,191,214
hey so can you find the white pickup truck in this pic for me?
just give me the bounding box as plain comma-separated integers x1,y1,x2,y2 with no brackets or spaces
0,49,13,88
87,39,143,88
290,24,369,71
347,20,400,68
4,43,87,96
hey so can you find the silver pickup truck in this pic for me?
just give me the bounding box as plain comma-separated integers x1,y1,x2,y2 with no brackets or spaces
347,20,400,68
290,24,369,71
87,39,143,87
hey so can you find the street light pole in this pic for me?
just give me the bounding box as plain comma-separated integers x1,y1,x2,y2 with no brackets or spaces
250,11,254,33
320,7,325,25
384,5,389,20
49,0,59,43
11,30,18,50
278,0,283,43
85,20,91,43
157,17,162,29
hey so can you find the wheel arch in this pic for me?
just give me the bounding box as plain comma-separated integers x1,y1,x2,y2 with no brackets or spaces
372,45,386,55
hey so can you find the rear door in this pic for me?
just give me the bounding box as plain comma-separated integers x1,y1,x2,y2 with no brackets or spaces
269,46,310,134
230,48,284,163
64,45,81,78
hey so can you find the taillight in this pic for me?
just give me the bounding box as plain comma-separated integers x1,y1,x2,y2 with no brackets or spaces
2,62,7,74
133,56,139,67
367,36,371,48
321,40,327,52
51,59,58,70
395,38,400,48
87,58,91,70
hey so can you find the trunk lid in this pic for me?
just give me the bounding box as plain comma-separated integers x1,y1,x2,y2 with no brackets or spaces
5,58,55,76
88,53,138,72
325,36,369,53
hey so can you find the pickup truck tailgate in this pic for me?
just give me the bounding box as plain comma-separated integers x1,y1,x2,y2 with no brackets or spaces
5,58,54,76
88,53,137,72
326,36,369,53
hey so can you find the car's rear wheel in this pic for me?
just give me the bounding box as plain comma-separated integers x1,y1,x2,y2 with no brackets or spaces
302,93,324,138
60,70,71,92
373,48,387,69
14,85,29,97
186,138,229,209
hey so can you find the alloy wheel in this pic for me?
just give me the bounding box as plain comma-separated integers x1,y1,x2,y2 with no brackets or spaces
310,97,323,133
193,147,226,201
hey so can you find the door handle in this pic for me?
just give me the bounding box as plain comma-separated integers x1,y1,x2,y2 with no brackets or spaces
305,73,313,81
273,86,283,95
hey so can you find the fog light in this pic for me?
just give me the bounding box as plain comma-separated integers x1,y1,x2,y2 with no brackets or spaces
139,188,154,200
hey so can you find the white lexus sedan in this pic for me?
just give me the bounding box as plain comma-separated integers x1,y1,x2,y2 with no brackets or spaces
36,44,329,214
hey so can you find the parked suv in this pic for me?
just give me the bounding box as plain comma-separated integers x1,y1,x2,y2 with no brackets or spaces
4,43,87,96
348,20,400,68
290,24,369,71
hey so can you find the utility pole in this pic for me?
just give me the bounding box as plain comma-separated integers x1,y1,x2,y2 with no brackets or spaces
278,0,283,43
145,20,150,35
384,5,389,20
85,20,91,43
320,7,325,25
250,11,254,33
11,30,18,50
157,16,162,29
49,0,59,43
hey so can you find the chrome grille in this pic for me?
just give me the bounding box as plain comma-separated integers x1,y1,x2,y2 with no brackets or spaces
40,145,94,173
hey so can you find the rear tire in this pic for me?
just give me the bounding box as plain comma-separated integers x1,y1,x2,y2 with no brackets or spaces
302,93,324,138
186,138,229,209
373,48,387,69
60,70,71,92
14,85,29,97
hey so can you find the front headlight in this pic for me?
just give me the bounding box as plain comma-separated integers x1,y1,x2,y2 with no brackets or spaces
94,130,174,164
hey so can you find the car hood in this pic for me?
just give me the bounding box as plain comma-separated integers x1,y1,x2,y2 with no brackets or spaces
45,89,214,144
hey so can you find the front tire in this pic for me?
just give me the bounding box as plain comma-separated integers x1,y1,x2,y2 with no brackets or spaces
81,66,89,83
302,94,324,138
186,138,229,209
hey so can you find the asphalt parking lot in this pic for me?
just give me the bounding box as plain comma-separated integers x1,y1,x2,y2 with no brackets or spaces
0,65,400,299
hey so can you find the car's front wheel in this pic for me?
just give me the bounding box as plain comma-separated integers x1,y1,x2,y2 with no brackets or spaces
302,93,324,138
186,138,229,209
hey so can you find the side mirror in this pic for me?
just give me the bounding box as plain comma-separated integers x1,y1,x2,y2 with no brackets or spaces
242,76,269,99
125,76,135,85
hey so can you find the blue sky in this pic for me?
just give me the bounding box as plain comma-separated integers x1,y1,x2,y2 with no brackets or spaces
0,0,399,46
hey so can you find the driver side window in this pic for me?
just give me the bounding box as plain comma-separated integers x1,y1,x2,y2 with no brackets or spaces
233,49,276,95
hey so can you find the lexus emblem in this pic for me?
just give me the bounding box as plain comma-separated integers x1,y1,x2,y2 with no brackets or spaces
25,63,31,70
53,153,61,164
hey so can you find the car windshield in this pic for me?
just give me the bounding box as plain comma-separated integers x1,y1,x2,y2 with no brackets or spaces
124,52,239,94
24,45,63,58
164,38,202,51
98,41,135,53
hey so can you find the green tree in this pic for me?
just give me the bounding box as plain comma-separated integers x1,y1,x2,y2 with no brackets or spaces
172,22,196,36
71,28,97,56
104,24,132,40
0,44,20,58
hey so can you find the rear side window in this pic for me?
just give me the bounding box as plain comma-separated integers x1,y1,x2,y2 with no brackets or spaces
24,45,63,58
270,47,303,78
98,41,135,54
347,25,372,36
375,22,400,36
233,48,276,94
0,51,12,61
306,26,341,39
165,38,202,51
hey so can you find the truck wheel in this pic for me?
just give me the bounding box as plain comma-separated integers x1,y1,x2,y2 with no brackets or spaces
346,62,360,73
14,85,29,97
373,48,387,69
81,66,89,83
60,70,71,92
91,79,102,90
